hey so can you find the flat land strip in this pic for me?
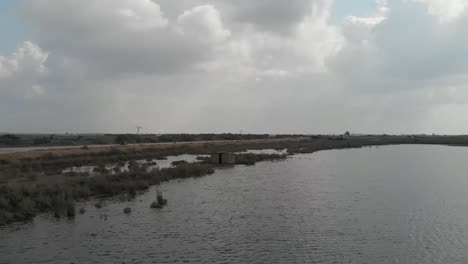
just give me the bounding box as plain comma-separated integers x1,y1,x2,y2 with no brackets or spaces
0,138,305,161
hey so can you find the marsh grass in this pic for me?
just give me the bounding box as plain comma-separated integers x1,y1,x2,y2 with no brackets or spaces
0,162,216,226
151,191,167,209
2,136,405,226
234,153,287,165
0,139,299,178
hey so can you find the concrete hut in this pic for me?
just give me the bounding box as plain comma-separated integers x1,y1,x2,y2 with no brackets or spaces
210,152,236,165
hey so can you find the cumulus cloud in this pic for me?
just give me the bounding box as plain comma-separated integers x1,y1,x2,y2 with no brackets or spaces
115,0,169,30
2,0,468,133
177,5,231,43
0,41,48,98
0,41,47,79
202,0,344,78
24,0,230,76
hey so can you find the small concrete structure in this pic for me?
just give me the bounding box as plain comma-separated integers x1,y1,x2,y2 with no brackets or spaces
210,152,236,165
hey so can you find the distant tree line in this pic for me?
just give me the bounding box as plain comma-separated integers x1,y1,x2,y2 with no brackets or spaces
155,133,271,143
114,133,289,145
0,134,20,146
0,133,305,147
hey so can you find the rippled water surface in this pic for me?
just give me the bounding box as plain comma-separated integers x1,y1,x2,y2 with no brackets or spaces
2,145,468,263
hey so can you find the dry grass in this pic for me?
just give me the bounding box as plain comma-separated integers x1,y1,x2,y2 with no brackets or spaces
0,138,304,161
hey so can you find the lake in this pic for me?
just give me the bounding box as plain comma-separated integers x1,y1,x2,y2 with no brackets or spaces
2,145,468,263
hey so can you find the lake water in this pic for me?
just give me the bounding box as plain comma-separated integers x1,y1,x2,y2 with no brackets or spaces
2,145,468,263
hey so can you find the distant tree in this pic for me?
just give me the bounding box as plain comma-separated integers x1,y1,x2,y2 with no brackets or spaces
33,137,52,145
115,135,129,145
0,134,21,146
2,134,19,140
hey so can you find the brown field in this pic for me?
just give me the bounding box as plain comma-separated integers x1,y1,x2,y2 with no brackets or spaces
0,138,305,161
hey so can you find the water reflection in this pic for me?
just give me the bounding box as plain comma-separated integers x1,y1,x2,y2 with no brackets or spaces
63,154,210,175
62,149,285,175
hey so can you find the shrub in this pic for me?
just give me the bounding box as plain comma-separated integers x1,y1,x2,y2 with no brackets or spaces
171,160,188,167
17,197,36,219
66,201,76,217
150,201,163,209
234,153,287,166
33,137,52,145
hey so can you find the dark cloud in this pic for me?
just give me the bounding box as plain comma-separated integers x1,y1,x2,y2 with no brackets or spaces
2,0,468,134
24,0,229,77
230,0,314,33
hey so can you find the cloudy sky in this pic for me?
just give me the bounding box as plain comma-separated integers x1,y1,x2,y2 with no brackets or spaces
1,0,468,134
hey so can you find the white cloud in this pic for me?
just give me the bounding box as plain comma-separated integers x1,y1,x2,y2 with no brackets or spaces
25,0,230,76
345,16,386,27
177,5,231,43
294,0,344,72
0,42,48,97
203,0,344,78
0,41,48,79
116,0,168,30
412,0,468,22
2,0,468,134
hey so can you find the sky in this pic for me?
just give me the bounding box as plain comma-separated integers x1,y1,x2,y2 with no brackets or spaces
1,0,468,134
0,0,28,53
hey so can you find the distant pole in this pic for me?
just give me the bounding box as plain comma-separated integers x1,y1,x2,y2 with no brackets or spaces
136,126,143,135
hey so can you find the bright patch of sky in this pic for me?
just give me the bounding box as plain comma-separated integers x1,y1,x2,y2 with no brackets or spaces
331,0,379,24
0,0,28,53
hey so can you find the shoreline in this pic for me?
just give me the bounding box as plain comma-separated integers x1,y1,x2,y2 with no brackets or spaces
3,135,468,184
3,135,468,226
0,152,287,226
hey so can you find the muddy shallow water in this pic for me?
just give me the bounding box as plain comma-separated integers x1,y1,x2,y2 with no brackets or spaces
62,149,286,175
2,145,468,263
62,154,209,175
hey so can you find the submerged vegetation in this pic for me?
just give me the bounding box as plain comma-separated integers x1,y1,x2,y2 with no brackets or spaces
150,190,167,209
235,153,286,165
0,162,216,226
0,151,286,226
0,139,296,182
